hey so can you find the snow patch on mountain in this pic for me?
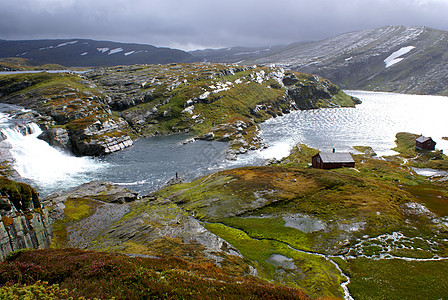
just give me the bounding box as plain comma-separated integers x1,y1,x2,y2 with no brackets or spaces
384,46,415,68
108,48,124,55
124,51,135,56
81,52,88,56
57,41,78,48
97,48,110,53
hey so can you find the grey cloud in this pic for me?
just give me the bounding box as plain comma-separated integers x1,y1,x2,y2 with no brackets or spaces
1,0,448,50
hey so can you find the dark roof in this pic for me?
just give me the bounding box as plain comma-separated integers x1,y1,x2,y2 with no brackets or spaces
415,136,433,143
316,152,354,163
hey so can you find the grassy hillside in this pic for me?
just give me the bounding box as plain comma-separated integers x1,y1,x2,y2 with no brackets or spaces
4,132,447,298
154,134,448,299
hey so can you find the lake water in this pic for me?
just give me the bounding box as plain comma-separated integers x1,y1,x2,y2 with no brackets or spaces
1,90,447,196
254,90,448,159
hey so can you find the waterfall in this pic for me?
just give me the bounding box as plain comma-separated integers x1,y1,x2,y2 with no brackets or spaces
0,112,106,194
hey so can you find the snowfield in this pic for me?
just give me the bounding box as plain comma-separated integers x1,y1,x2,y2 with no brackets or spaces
384,46,415,68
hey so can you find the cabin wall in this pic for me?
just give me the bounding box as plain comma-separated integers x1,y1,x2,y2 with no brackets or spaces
416,140,436,150
320,162,355,170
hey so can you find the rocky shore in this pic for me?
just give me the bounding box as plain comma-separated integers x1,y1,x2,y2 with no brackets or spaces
0,63,359,159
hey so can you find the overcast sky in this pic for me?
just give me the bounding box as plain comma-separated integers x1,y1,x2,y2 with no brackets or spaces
1,0,448,50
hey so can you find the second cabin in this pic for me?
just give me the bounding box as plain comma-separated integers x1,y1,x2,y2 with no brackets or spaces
312,152,355,170
415,135,436,151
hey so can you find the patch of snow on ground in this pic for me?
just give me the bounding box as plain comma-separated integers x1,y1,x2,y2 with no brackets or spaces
57,41,78,47
80,52,88,56
108,48,124,55
384,46,415,68
403,202,436,218
269,68,285,86
199,91,210,100
97,48,109,53
124,51,135,56
182,106,195,114
212,82,233,94
251,70,266,84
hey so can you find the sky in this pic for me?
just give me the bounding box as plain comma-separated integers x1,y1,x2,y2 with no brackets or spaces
1,0,448,50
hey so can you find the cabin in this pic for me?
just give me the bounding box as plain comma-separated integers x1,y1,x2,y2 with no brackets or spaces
415,135,436,150
312,152,355,169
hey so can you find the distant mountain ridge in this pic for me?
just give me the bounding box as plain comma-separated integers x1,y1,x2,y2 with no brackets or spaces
195,26,448,95
0,39,192,67
2,26,448,95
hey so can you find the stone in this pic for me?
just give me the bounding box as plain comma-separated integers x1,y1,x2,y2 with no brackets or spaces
38,127,72,151
197,132,214,141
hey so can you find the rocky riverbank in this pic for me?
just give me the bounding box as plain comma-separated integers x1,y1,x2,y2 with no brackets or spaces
0,176,52,260
0,63,359,158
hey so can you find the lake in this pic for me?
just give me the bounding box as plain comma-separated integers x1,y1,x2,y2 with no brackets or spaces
1,90,447,195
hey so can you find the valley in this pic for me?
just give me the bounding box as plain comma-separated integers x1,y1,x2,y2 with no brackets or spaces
1,26,448,299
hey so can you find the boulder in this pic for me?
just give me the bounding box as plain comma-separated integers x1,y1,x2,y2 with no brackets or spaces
45,181,138,206
38,127,72,152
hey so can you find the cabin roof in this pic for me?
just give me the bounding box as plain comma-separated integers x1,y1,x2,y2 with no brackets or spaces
316,152,354,163
415,136,433,143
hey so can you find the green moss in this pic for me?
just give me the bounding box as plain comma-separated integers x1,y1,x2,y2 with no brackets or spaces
279,144,320,167
405,184,448,216
205,222,345,299
346,258,448,300
0,176,40,211
222,217,313,251
50,197,100,248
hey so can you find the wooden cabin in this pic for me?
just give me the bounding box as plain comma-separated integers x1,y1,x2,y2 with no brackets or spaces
312,152,355,169
415,135,436,150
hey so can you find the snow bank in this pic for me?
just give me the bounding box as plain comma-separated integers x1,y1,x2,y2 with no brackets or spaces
97,48,110,53
384,46,415,68
108,48,124,55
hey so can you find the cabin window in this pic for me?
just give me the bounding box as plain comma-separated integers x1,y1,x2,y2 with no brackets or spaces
317,157,320,163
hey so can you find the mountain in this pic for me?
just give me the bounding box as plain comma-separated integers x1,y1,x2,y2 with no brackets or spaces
189,45,285,63
0,39,192,67
194,26,448,96
255,26,448,95
3,26,447,95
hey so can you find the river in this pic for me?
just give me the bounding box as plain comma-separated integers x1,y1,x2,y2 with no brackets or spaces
1,90,447,196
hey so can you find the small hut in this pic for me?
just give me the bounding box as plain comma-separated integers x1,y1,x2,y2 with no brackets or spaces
415,135,436,150
312,152,355,169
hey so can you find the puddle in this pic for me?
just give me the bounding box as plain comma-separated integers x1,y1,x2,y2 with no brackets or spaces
283,214,326,233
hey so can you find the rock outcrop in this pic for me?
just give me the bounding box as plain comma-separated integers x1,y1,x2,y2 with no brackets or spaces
44,181,138,222
0,64,358,159
38,127,72,151
0,177,52,261
0,72,134,156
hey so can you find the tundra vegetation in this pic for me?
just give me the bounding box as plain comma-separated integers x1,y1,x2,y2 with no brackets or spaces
1,62,447,299
2,132,445,299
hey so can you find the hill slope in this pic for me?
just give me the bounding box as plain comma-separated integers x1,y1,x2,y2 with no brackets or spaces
255,26,448,95
0,39,192,67
194,26,448,95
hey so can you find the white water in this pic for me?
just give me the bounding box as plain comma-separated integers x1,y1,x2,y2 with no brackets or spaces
0,112,106,193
